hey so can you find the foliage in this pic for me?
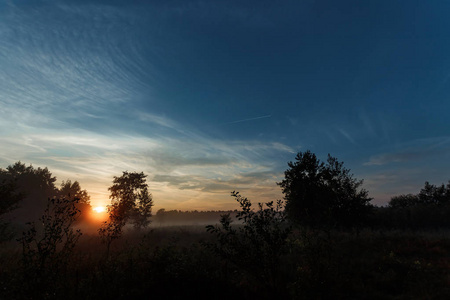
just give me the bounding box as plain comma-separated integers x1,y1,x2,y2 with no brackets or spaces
2,225,450,299
58,180,92,222
277,150,372,228
389,194,419,209
154,208,238,226
206,191,291,293
287,230,450,299
390,181,450,208
98,201,128,254
108,171,154,229
130,186,153,229
0,162,57,196
99,171,153,253
0,178,24,242
58,180,90,204
384,181,450,229
17,197,82,297
0,179,23,216
0,162,57,222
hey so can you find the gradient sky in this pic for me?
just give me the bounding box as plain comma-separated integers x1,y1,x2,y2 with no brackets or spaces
1,0,450,210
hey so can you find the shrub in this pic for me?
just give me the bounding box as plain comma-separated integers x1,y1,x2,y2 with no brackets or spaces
206,191,291,294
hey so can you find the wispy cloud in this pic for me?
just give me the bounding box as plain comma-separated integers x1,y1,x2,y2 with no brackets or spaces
365,152,420,166
0,116,293,209
137,112,179,130
364,136,450,166
0,3,156,131
338,129,357,145
359,136,450,205
225,115,272,124
361,168,429,206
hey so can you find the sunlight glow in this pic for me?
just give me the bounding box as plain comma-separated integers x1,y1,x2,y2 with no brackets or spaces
93,206,106,213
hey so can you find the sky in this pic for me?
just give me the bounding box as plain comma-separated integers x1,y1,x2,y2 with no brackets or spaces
1,0,450,210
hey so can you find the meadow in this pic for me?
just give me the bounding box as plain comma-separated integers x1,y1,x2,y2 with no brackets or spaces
1,162,450,299
1,223,450,300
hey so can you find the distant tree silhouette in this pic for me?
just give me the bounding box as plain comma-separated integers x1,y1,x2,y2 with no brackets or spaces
417,181,450,205
99,171,153,253
386,181,450,229
278,150,372,228
389,181,450,209
156,208,166,225
389,194,419,209
0,162,57,222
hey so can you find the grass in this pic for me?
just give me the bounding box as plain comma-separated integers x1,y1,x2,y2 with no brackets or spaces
1,226,450,299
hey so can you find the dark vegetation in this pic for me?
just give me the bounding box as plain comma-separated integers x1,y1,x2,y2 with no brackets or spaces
1,152,450,299
98,171,153,255
155,208,240,226
278,150,372,229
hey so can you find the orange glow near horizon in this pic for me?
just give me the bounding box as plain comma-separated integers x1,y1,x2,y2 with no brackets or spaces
93,206,106,213
89,206,108,223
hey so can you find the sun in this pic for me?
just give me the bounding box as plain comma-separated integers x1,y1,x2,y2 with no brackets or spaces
93,206,106,213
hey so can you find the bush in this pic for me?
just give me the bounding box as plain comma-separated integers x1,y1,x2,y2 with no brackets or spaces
17,197,82,297
206,191,291,295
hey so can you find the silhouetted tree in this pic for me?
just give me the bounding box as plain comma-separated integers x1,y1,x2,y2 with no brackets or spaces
0,162,57,223
99,171,153,253
0,178,24,241
58,180,92,222
58,180,90,203
417,181,450,205
387,181,450,229
389,194,419,209
130,185,153,229
278,150,372,228
0,178,23,217
389,181,450,209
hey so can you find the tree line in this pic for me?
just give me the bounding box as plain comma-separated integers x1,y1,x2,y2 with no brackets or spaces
154,209,239,225
277,150,450,230
2,150,450,244
1,152,450,299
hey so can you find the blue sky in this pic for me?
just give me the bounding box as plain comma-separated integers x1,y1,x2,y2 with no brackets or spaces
1,0,450,210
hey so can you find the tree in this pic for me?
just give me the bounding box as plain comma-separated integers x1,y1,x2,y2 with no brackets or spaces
387,181,450,229
277,150,372,228
107,171,154,229
0,162,57,223
417,181,450,205
58,180,92,222
0,162,57,197
0,178,23,217
58,180,90,203
129,185,153,229
389,194,419,209
99,171,153,252
389,181,450,208
0,178,24,241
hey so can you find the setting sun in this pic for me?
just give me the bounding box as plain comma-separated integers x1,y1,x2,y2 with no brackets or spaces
93,206,106,213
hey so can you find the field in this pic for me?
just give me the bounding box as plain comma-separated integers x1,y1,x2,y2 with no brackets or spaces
1,225,450,300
